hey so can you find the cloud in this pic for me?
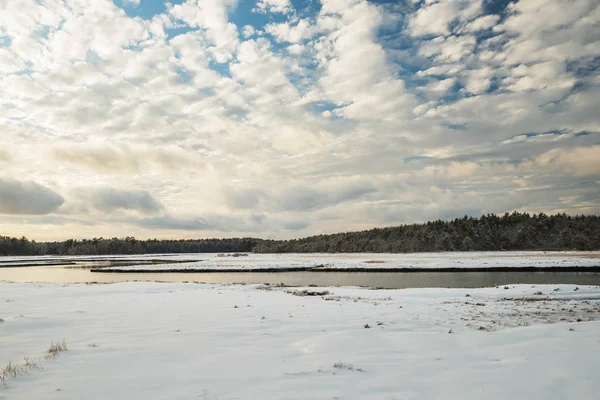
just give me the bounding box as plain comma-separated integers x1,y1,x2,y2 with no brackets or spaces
423,77,456,99
51,143,204,173
254,0,292,14
282,220,310,231
313,0,416,122
241,25,255,38
265,19,314,44
132,213,268,233
502,131,577,145
221,187,265,210
275,179,376,211
0,149,11,162
0,179,64,215
420,161,481,179
222,178,377,212
135,215,211,231
535,146,600,178
169,0,239,62
408,0,482,37
462,15,499,32
286,44,304,55
87,188,163,214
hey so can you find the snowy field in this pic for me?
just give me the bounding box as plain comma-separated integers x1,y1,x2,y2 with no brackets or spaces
1,282,600,399
92,251,600,271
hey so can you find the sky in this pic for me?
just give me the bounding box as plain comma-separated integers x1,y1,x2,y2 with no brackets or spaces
0,0,599,241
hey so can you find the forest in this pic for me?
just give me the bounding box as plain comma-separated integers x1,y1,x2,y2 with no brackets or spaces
1,212,599,256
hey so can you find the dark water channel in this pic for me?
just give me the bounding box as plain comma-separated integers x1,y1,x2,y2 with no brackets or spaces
1,263,600,288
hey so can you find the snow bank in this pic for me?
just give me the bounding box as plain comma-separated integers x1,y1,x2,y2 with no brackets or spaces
93,251,600,272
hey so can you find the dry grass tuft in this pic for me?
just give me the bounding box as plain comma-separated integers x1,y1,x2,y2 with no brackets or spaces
2,362,25,380
333,362,364,372
285,289,330,297
46,340,68,359
333,362,354,370
23,357,39,369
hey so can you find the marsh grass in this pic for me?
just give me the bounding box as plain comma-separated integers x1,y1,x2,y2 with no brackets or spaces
1,340,67,387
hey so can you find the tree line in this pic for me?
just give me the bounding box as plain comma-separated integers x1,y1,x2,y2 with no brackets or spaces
253,212,600,253
1,212,599,256
0,236,260,256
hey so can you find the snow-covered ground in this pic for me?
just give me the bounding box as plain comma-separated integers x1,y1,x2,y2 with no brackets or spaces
93,251,600,271
1,282,600,399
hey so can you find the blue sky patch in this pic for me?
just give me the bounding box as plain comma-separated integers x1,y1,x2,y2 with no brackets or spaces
175,66,194,84
0,36,11,47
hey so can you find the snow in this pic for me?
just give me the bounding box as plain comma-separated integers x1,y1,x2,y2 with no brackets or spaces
91,251,600,271
1,282,600,399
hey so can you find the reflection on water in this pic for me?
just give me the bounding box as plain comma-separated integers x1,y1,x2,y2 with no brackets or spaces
1,264,600,288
